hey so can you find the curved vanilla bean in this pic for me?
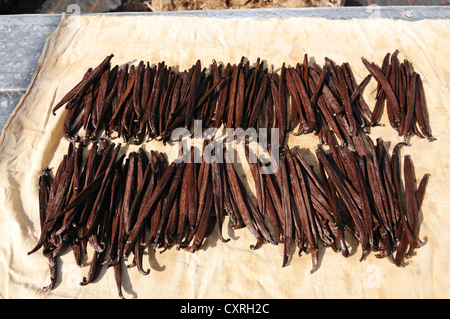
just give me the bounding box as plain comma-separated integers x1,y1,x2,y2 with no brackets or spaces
263,182,282,243
161,187,180,251
348,70,373,128
398,61,407,116
99,65,119,131
122,153,138,234
262,166,284,232
184,158,206,245
190,163,214,253
176,159,191,249
242,59,261,128
405,172,429,258
350,72,372,104
147,62,165,137
302,54,310,91
222,160,244,230
415,75,436,141
82,81,96,132
271,71,287,147
234,67,245,129
158,68,172,135
133,234,150,275
403,155,421,248
415,173,429,223
213,63,232,128
263,77,274,144
80,249,105,286
225,63,240,129
107,66,129,137
177,67,194,109
115,190,131,268
309,69,326,115
278,151,293,267
113,262,125,299
111,166,128,263
394,229,409,267
120,94,135,142
402,72,417,138
132,61,145,119
140,62,152,120
163,75,182,131
245,145,265,220
102,167,121,267
184,60,202,130
211,160,230,243
244,179,275,246
395,156,427,266
186,151,199,232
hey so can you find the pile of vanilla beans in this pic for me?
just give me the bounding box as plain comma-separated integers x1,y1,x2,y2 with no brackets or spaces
53,51,434,147
362,51,436,141
29,51,434,298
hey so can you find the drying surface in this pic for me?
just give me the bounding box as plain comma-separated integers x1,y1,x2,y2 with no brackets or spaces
0,13,449,298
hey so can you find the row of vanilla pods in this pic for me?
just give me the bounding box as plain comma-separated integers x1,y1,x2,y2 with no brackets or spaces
52,51,435,148
29,128,428,298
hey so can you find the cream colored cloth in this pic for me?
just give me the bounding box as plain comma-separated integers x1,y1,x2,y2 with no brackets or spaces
1,13,449,299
